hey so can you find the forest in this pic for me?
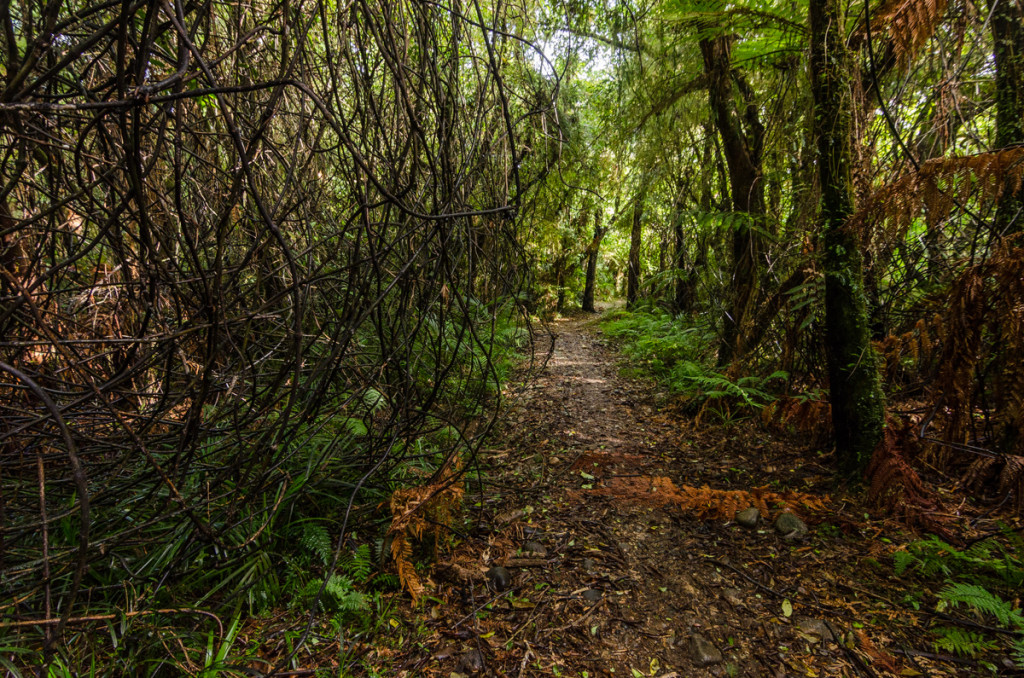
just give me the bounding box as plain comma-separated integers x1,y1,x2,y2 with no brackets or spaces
0,0,1022,674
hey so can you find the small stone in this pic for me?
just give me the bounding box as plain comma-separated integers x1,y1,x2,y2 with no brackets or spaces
495,509,525,525
690,633,723,666
796,618,833,642
485,566,511,592
548,456,561,465
456,649,485,674
722,588,745,609
736,507,760,529
677,579,698,599
774,512,809,541
522,540,547,558
582,589,603,604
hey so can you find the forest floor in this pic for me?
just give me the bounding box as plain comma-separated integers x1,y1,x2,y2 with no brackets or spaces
373,309,1003,678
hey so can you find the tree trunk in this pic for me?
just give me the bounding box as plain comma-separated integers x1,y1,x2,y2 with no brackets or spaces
626,189,645,309
673,202,697,314
810,0,886,474
990,0,1024,236
700,35,765,365
555,253,566,312
582,210,605,313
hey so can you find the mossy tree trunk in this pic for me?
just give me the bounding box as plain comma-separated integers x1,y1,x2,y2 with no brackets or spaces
810,0,886,474
989,0,1024,236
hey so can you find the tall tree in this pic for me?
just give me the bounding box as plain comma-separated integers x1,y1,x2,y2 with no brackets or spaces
699,34,765,365
627,186,646,308
810,0,886,473
582,209,606,312
989,0,1024,236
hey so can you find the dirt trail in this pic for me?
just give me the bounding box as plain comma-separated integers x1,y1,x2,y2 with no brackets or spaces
404,312,943,678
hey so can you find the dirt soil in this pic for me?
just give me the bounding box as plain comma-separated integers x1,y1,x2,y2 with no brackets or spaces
382,311,1007,678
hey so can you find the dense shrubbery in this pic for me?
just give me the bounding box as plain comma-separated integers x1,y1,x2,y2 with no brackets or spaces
0,0,540,672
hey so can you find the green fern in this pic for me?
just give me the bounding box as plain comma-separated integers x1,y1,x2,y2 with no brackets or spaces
895,533,1024,666
337,543,374,583
1012,637,1024,668
893,533,1024,586
301,522,334,567
939,583,1024,629
932,626,998,658
302,574,368,613
893,549,917,575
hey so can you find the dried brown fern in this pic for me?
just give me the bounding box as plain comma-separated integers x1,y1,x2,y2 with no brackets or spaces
387,472,465,602
930,246,1024,464
866,422,958,539
998,456,1024,513
761,396,832,442
874,313,944,382
855,629,903,674
959,456,1000,494
652,477,829,521
853,0,949,69
849,147,1024,243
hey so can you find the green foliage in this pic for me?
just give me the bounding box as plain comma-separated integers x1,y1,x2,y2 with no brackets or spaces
292,522,372,614
939,583,1024,629
302,522,335,568
893,530,1024,665
602,309,716,372
301,575,368,614
602,309,785,416
893,532,1024,588
669,362,787,409
934,584,1024,664
931,626,999,658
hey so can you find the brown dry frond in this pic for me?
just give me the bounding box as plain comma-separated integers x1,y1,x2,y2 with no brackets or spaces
998,456,1024,513
874,313,943,381
960,456,1000,494
388,472,465,603
653,478,829,521
855,629,903,674
931,245,1024,463
761,397,832,442
849,147,1024,242
866,423,958,539
853,0,949,68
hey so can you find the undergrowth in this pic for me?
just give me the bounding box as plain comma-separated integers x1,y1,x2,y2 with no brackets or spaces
3,300,527,676
601,308,787,419
893,529,1024,667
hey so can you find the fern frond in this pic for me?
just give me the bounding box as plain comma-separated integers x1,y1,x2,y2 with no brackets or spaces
893,550,917,575
939,583,1023,628
301,522,334,567
853,0,949,68
932,626,998,658
850,148,1024,242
